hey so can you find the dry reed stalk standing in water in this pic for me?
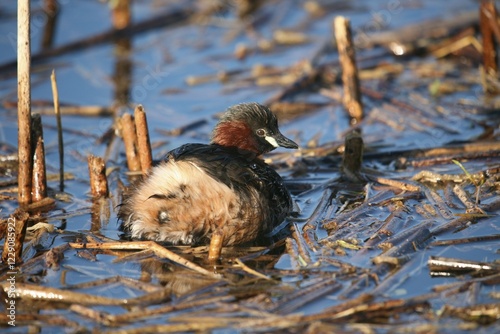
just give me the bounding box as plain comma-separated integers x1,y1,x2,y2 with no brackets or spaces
31,113,47,202
134,105,153,174
120,113,141,172
479,0,499,93
18,0,33,205
51,70,65,192
480,0,498,74
334,16,364,124
87,155,109,198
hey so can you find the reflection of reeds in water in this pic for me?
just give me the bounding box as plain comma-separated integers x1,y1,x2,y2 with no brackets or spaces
113,38,132,107
41,0,58,50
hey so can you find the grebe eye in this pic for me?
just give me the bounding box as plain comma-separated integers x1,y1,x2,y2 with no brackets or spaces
256,129,266,136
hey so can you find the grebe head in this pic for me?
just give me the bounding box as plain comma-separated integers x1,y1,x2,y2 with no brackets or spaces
211,102,298,154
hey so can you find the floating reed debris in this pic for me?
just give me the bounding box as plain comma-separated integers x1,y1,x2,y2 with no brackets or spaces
430,234,500,246
68,241,220,278
285,237,303,269
441,303,500,325
119,113,141,172
2,282,130,306
1,209,29,264
334,16,363,124
134,105,153,174
23,197,56,213
42,243,67,270
103,295,234,326
50,70,64,192
31,113,47,202
271,278,341,315
87,155,109,198
233,258,271,280
273,29,309,45
428,256,500,277
17,0,32,206
356,10,478,53
291,223,314,265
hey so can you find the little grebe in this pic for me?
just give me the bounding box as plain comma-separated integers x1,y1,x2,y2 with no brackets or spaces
118,103,298,256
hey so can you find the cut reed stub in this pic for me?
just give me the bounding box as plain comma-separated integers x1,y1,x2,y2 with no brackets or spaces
134,105,153,175
87,154,109,198
31,113,47,202
208,231,224,262
119,113,141,172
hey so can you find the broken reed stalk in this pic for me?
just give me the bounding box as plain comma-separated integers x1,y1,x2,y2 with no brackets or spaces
87,153,110,231
69,241,219,278
31,113,47,202
87,155,109,198
1,209,29,264
120,113,141,172
480,0,498,77
134,105,153,174
50,70,64,192
17,0,33,205
334,16,364,124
